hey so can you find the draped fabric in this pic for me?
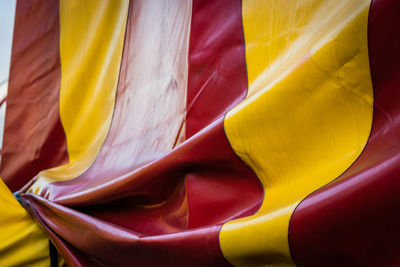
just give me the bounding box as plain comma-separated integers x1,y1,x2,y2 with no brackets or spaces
1,0,400,266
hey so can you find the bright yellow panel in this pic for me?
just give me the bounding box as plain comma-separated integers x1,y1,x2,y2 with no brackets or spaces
59,0,129,162
0,178,49,266
29,0,129,193
220,0,373,266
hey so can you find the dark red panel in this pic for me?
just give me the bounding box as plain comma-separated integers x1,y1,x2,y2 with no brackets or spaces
186,0,260,229
23,193,227,267
1,0,68,192
186,0,248,138
289,0,400,266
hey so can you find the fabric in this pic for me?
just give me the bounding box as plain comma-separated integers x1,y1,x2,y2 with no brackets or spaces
1,0,400,266
0,178,50,266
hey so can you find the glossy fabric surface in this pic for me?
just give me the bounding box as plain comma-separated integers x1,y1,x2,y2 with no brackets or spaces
2,0,400,266
20,0,263,265
221,1,373,265
29,0,129,194
1,0,68,192
0,178,49,266
289,0,400,266
32,0,191,202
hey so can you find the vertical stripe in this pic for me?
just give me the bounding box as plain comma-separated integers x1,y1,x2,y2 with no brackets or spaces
59,0,129,162
220,0,373,265
289,0,400,265
29,0,129,193
186,0,262,229
186,0,248,138
34,0,192,202
0,0,68,192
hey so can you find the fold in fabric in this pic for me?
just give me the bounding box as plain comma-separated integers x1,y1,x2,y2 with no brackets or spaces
1,0,400,266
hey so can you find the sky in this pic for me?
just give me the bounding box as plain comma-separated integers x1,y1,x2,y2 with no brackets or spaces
0,0,16,83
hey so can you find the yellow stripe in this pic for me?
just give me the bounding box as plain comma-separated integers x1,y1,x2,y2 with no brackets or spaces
30,0,129,193
0,178,49,266
220,0,373,266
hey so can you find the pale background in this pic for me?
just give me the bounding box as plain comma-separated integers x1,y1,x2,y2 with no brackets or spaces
0,0,16,149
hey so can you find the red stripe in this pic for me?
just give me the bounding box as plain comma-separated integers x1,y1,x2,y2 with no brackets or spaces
1,0,68,192
186,0,249,138
289,0,400,266
186,0,262,229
